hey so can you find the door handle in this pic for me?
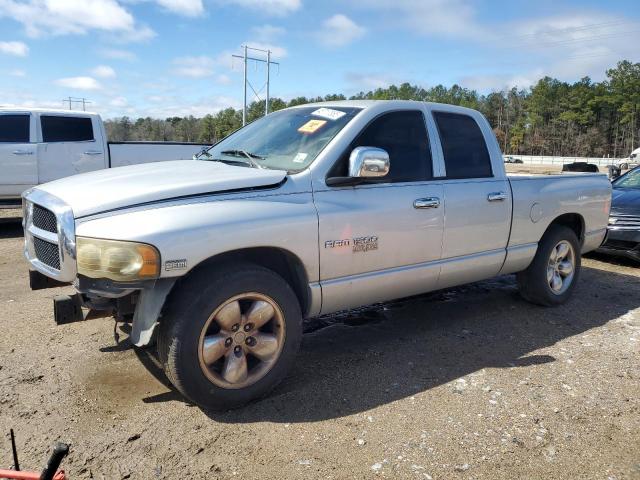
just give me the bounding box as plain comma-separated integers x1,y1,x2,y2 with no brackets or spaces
84,151,102,155
414,197,440,209
487,192,507,202
12,150,34,156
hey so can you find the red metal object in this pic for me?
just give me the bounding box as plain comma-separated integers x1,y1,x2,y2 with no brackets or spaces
0,469,66,480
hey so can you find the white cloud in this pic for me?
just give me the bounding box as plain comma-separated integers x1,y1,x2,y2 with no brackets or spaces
55,76,103,91
99,48,137,61
108,94,241,118
172,56,217,78
0,40,28,56
216,73,232,85
460,72,543,91
241,41,287,59
91,65,116,78
9,68,26,77
495,14,640,82
251,24,286,42
111,24,156,43
109,96,128,108
318,14,365,47
218,0,300,16
346,72,395,90
0,0,155,42
156,0,204,16
0,0,134,36
357,0,485,39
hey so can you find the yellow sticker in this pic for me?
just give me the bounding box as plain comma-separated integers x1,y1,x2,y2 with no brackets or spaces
298,119,327,134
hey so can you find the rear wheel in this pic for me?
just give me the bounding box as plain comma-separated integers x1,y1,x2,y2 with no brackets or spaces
517,225,581,306
158,263,302,410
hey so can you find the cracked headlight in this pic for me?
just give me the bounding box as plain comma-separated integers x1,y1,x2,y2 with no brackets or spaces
77,237,160,282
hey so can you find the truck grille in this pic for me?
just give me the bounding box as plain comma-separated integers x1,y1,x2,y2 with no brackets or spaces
32,204,58,233
609,214,640,230
33,236,61,270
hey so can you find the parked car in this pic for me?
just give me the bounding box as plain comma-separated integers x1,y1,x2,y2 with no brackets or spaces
22,100,611,409
0,107,208,207
503,155,523,163
562,162,599,173
598,165,640,261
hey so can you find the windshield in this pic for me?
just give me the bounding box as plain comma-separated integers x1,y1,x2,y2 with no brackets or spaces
196,106,361,172
613,167,640,189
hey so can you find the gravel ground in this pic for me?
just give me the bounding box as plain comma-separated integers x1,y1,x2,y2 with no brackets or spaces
0,212,639,480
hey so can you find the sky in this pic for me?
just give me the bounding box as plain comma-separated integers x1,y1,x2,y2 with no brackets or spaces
0,0,639,119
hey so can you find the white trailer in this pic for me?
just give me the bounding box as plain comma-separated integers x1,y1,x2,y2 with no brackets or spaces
0,107,208,207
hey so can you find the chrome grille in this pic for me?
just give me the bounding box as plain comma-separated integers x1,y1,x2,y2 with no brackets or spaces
609,214,640,230
33,236,61,270
32,204,58,233
23,191,76,282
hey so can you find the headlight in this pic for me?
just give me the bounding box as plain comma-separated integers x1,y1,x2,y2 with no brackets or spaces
76,237,160,282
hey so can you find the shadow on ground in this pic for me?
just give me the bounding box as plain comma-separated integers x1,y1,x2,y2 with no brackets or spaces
129,265,640,423
0,216,23,239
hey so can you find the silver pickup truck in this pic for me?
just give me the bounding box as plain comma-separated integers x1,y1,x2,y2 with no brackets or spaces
22,100,611,409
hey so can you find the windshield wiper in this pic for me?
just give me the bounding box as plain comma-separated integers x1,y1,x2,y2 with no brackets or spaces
194,146,213,160
220,149,265,169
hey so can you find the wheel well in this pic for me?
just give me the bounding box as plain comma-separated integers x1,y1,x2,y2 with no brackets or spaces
546,213,585,245
184,247,311,316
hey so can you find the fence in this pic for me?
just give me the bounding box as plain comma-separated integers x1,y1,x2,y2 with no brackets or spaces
505,155,624,167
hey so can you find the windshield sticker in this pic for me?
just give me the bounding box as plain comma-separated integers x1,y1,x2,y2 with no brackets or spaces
293,152,308,163
298,119,327,134
312,107,346,121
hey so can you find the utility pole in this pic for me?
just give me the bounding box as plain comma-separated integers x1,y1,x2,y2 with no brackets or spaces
266,49,270,115
243,45,247,126
62,97,92,111
232,45,279,125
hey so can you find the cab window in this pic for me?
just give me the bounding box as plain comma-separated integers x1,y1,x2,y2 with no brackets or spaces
330,110,432,182
0,114,30,143
41,116,94,142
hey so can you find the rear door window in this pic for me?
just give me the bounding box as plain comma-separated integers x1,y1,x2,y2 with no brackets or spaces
41,116,94,142
434,112,492,179
0,114,30,143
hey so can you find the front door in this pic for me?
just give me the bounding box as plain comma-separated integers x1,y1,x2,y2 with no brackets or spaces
315,110,444,314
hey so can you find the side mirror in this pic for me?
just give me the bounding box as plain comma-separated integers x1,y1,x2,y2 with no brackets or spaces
349,146,390,178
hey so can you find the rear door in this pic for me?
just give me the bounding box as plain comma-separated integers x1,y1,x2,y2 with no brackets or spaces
38,114,106,183
0,113,38,194
430,110,511,288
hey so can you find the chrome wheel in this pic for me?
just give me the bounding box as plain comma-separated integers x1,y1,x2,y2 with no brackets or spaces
547,240,575,295
198,292,285,389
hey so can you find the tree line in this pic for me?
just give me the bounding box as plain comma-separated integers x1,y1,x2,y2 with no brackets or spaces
105,60,640,157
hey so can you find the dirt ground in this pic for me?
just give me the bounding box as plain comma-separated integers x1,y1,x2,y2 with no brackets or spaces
0,210,639,480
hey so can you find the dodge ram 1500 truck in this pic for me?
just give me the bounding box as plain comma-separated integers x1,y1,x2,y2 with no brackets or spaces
1,107,207,207
22,101,611,409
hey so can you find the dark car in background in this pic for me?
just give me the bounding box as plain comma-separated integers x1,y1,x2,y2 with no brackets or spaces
598,165,640,262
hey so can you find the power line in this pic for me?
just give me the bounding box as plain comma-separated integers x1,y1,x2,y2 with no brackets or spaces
505,29,640,50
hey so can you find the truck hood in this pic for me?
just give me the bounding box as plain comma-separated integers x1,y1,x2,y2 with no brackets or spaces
35,160,287,218
611,187,640,216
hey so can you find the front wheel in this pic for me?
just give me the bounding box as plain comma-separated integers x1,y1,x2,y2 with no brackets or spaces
157,263,302,410
517,225,581,306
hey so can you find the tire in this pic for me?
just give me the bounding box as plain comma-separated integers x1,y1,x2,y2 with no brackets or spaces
517,225,581,306
619,162,629,170
157,262,302,410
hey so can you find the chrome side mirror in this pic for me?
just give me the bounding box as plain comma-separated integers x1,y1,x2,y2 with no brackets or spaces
348,146,390,178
